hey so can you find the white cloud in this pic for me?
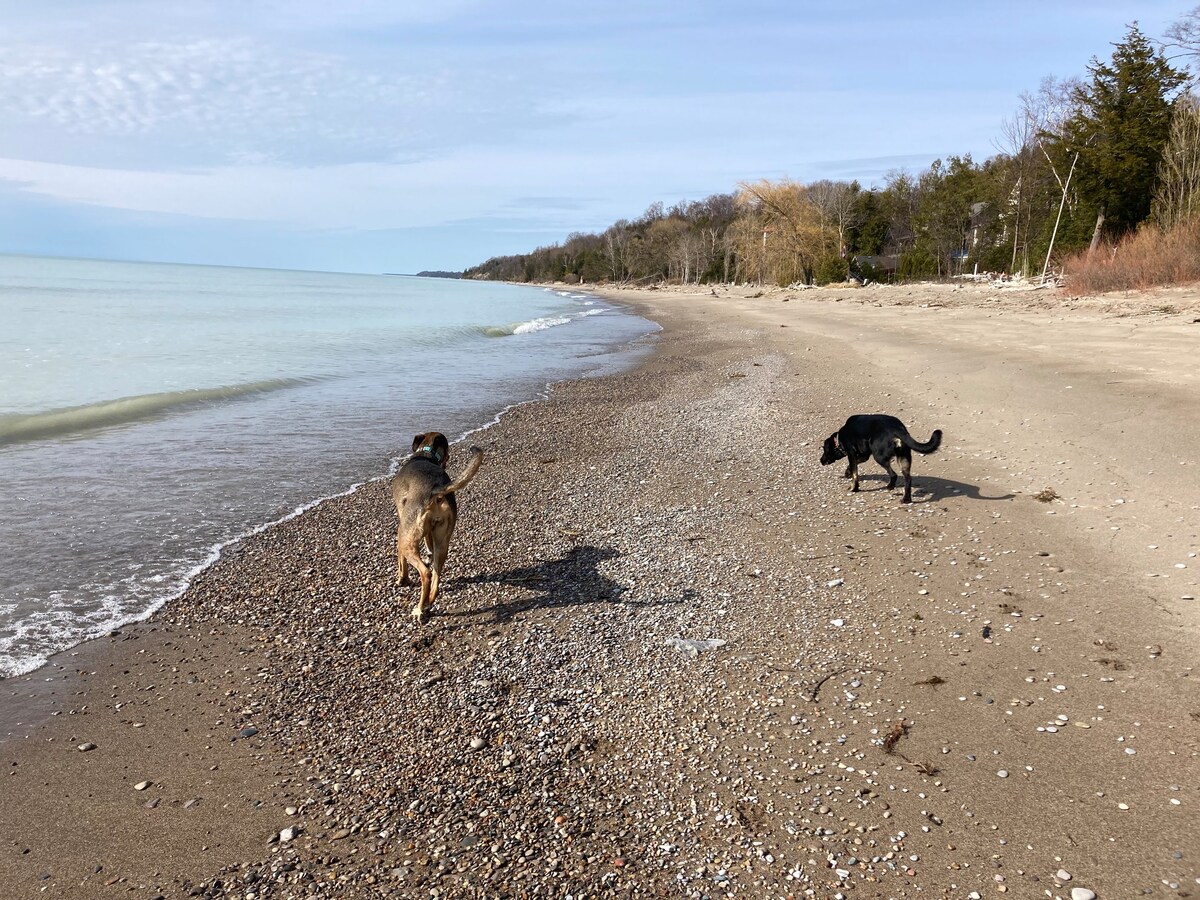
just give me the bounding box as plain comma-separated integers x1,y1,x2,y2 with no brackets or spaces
0,36,533,168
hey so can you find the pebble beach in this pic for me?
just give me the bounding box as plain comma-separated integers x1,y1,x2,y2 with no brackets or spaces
2,280,1199,899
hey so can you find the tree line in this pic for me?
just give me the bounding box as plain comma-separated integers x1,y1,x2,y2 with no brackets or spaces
465,19,1200,287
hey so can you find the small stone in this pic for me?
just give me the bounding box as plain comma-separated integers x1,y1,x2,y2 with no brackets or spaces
239,727,259,739
134,781,152,791
77,742,97,752
1070,889,1096,900
470,737,486,750
1057,868,1072,881
996,770,1009,778
279,826,297,843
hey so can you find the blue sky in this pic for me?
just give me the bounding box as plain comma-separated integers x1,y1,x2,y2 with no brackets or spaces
0,1,1190,274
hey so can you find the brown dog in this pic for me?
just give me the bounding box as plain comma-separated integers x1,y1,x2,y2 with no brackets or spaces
391,432,484,622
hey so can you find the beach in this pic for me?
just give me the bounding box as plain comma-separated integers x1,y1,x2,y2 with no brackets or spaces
2,279,1198,899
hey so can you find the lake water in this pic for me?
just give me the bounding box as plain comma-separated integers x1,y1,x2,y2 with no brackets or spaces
0,254,657,677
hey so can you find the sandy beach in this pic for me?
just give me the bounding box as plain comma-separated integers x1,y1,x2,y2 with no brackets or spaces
2,279,1198,899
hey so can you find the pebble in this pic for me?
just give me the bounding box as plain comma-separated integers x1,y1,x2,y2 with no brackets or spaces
133,781,152,791
997,769,1009,778
76,742,96,752
1071,889,1097,900
469,737,486,750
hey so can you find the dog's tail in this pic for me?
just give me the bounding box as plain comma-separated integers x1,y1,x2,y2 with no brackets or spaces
423,446,484,513
901,429,942,455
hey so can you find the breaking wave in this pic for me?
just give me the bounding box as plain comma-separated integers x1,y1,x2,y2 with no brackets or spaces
0,378,313,448
483,307,607,338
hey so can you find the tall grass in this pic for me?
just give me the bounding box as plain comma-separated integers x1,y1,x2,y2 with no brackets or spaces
1063,220,1200,293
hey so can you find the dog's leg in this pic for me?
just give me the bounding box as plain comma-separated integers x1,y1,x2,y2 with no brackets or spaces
396,529,411,585
842,463,853,479
898,452,913,503
410,554,433,623
428,518,455,606
429,543,446,606
849,458,860,493
881,458,898,490
398,527,432,621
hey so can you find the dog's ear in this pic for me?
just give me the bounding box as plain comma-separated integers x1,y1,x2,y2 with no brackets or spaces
412,434,429,454
433,433,451,466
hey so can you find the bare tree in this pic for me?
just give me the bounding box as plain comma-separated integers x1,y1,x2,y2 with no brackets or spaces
603,221,632,282
1165,6,1200,56
807,180,860,251
1153,93,1200,229
1021,77,1086,280
883,170,921,252
995,111,1036,274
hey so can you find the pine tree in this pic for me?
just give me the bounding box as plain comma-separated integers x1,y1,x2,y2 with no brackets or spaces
1057,23,1188,247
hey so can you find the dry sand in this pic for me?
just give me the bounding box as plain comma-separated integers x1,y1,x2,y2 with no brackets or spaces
1,279,1198,899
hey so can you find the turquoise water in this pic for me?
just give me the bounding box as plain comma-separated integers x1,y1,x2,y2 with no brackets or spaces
0,255,657,677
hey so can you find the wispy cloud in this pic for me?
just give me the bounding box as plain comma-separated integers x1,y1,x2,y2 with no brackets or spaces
0,36,538,168
0,0,1188,272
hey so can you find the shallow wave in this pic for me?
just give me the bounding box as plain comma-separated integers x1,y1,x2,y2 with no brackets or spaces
483,314,579,337
514,315,571,334
0,378,313,448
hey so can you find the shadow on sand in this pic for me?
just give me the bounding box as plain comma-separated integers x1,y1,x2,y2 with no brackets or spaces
849,473,1016,503
441,543,688,626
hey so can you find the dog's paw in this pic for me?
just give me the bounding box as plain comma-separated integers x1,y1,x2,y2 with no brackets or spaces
411,605,427,624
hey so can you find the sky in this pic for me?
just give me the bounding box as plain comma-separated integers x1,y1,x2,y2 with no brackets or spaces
0,1,1192,274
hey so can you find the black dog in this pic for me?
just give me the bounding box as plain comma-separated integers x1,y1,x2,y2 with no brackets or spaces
820,414,942,503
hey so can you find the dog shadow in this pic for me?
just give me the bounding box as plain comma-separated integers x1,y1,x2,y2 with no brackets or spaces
851,473,1014,503
444,543,687,625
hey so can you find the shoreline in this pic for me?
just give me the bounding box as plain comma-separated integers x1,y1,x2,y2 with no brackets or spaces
2,281,1198,898
0,288,655,707
0,272,652,695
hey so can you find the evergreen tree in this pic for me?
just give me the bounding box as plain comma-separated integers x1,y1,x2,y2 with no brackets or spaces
1057,23,1188,246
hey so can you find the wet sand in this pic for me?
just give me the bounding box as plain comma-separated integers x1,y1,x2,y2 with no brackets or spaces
2,279,1197,899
